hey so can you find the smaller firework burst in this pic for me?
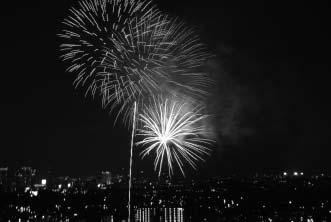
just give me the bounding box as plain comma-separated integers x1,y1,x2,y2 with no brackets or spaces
136,97,213,176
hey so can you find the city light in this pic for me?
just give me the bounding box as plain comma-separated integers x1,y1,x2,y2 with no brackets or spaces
30,190,38,197
41,179,47,186
0,165,330,221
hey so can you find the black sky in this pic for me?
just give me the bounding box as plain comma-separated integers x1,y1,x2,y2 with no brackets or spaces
0,0,330,177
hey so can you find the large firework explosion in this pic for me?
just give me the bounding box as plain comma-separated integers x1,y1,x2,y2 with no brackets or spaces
136,96,213,176
58,0,212,125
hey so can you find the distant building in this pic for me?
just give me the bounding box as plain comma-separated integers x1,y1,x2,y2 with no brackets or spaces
0,167,9,191
0,167,8,185
86,176,98,189
135,207,184,222
112,174,123,184
160,208,184,222
101,171,112,185
15,166,36,188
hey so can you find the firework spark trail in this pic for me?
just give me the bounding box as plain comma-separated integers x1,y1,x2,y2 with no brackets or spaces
59,0,213,125
136,97,213,176
128,101,137,222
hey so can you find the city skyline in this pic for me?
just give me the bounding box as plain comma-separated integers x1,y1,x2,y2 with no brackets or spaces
1,166,330,221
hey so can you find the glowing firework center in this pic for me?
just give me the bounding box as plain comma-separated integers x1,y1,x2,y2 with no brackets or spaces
136,98,213,176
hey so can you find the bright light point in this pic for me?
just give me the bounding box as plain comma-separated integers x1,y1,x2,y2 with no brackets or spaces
293,172,298,176
283,172,287,176
300,172,304,176
68,183,72,188
41,179,47,186
31,191,38,197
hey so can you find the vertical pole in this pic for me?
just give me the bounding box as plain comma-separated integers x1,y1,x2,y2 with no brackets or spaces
128,101,137,222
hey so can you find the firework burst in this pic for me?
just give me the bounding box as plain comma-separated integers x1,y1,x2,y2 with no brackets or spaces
136,97,213,176
59,0,213,125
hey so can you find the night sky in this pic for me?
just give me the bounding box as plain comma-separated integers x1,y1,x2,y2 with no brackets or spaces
1,0,330,178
